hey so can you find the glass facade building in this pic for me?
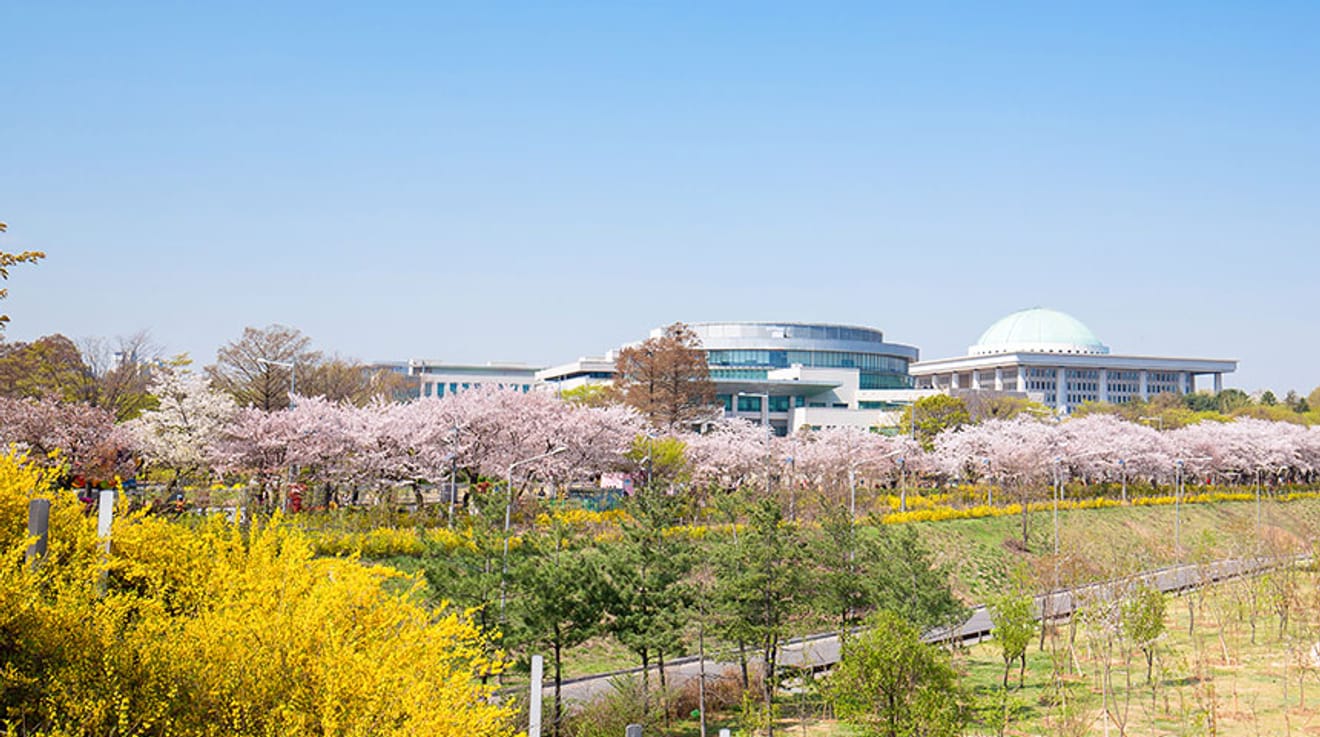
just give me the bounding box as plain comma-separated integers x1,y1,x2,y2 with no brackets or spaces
686,322,918,391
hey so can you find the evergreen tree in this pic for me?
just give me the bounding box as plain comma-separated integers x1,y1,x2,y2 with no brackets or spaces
510,520,610,737
713,497,805,737
604,489,695,718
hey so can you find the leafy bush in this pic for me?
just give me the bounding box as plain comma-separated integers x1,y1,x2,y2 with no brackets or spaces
0,452,513,737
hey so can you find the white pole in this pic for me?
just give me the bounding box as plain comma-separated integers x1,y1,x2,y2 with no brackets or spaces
529,654,543,737
98,490,115,554
26,499,50,568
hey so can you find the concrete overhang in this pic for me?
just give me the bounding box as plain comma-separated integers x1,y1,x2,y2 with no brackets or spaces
712,378,842,396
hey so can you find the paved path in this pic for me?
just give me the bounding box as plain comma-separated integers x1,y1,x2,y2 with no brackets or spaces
535,555,1283,706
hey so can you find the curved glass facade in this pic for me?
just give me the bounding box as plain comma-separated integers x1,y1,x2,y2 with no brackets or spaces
685,322,918,389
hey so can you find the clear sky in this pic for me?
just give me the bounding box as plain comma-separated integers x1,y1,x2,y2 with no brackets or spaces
3,2,1317,393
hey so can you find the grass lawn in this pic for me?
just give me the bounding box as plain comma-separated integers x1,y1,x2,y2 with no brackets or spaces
548,496,1320,683
959,565,1320,736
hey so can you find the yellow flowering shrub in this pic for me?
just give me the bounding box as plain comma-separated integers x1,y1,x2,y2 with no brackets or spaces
881,488,1317,525
0,452,513,737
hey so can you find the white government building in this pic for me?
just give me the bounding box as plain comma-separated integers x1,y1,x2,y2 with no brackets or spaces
910,308,1237,415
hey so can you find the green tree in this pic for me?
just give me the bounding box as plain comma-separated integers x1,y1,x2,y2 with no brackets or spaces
1122,583,1166,683
558,383,615,407
713,497,805,736
613,322,717,430
874,524,968,633
1182,391,1219,412
1260,390,1278,406
1217,388,1253,413
0,333,87,401
812,508,965,638
827,610,965,737
988,589,1037,690
0,221,45,333
899,394,970,449
512,520,610,737
421,515,507,644
624,433,689,490
604,489,695,718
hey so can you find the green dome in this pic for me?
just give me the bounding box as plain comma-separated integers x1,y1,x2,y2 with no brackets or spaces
971,308,1109,356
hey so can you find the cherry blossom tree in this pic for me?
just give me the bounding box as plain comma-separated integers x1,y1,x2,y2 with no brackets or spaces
685,419,772,498
125,368,237,490
0,396,133,486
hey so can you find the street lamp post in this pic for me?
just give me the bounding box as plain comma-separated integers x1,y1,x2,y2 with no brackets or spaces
786,439,797,522
1174,459,1184,556
1052,457,1063,559
983,458,993,506
898,457,907,513
500,446,567,623
1119,458,1128,504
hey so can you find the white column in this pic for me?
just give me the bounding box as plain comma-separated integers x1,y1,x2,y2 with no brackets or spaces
1055,367,1066,413
1139,370,1149,400
994,366,1004,391
529,655,543,737
950,372,960,390
971,370,981,390
1019,366,1029,393
1214,373,1223,393
1099,368,1109,404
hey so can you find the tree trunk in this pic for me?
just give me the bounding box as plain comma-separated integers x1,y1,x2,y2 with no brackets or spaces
739,641,749,689
658,649,670,730
554,638,563,737
698,619,708,737
640,648,650,717
764,637,778,737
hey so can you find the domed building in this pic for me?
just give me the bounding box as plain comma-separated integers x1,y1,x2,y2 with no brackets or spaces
910,308,1236,414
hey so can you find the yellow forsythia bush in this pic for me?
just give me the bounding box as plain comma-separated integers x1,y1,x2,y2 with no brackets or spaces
882,489,1320,525
0,453,513,737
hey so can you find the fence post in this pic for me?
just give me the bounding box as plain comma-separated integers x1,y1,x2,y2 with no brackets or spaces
719,729,731,737
625,725,643,737
97,490,115,552
26,498,50,568
529,654,543,737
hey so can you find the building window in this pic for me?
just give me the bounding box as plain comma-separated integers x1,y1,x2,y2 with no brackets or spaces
736,395,762,412
768,396,791,412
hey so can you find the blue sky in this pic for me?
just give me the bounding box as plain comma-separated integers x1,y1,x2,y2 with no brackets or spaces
2,2,1317,392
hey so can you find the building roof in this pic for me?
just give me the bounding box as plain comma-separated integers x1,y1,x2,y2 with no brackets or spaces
970,308,1109,356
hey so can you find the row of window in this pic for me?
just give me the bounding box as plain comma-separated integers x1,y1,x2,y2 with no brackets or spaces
705,349,909,374
860,372,913,389
719,395,803,412
423,382,532,397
